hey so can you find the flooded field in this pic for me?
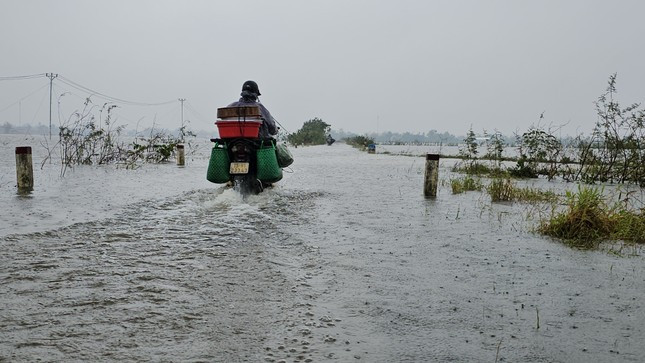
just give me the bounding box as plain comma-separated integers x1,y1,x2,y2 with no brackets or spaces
1,135,644,362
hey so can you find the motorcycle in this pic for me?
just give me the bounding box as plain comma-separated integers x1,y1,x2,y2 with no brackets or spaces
326,134,336,146
207,106,283,195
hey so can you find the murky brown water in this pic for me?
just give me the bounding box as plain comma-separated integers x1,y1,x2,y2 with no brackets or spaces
1,136,644,362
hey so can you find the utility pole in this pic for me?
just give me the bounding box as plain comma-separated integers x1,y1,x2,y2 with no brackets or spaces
178,98,186,129
178,98,186,142
46,73,58,139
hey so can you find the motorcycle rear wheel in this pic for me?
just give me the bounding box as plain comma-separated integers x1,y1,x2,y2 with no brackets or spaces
232,175,263,196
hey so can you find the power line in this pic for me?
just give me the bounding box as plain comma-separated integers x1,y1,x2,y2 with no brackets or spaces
1,73,178,107
0,82,49,113
185,102,210,124
0,73,46,81
1,73,190,133
113,102,179,130
57,75,177,106
30,87,49,125
51,83,90,102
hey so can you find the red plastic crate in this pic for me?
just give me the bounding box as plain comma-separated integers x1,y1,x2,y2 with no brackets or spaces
216,120,262,138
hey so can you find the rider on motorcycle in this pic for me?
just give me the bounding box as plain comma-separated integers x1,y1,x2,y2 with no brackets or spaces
228,80,278,139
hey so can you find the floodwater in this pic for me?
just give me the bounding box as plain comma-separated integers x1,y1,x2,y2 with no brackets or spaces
1,135,644,362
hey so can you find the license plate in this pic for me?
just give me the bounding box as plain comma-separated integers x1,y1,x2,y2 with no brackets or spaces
229,162,249,174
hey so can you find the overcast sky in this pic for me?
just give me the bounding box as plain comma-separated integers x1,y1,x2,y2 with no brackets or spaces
1,0,644,137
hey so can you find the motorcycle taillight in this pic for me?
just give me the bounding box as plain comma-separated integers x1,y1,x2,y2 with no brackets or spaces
231,142,251,161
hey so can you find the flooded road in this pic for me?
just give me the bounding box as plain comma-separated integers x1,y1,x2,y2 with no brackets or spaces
1,137,644,362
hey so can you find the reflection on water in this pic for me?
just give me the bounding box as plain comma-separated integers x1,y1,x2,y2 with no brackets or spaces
1,135,644,362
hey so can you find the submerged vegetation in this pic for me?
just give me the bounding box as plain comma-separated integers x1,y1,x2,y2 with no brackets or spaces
452,162,509,178
450,175,483,194
539,186,645,248
42,96,194,175
448,74,645,248
442,74,645,248
451,176,642,247
345,135,375,150
125,125,194,165
485,178,559,203
449,75,645,187
486,178,516,202
451,173,559,202
574,74,645,186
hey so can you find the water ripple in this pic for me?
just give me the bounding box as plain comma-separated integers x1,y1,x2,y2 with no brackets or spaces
0,187,323,361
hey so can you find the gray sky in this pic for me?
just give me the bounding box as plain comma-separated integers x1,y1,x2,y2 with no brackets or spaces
1,0,644,137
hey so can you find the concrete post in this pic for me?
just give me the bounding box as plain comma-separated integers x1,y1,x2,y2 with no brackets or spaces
176,144,185,166
15,146,33,192
424,153,439,197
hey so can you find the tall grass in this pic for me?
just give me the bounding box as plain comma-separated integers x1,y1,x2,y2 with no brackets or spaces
487,178,515,202
610,209,645,244
451,176,483,194
486,178,560,203
539,186,645,247
513,187,559,203
539,186,611,248
452,161,509,178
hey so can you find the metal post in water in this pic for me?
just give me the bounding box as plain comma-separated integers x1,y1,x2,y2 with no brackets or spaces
424,153,439,198
15,146,34,192
176,144,185,166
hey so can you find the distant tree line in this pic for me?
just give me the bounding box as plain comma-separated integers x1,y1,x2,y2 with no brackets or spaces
1,122,51,135
370,130,465,145
328,128,518,146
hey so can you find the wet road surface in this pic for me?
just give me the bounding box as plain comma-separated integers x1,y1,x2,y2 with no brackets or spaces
1,140,644,362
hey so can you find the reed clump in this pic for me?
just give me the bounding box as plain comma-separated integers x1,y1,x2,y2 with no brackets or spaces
451,176,483,194
513,186,559,203
452,161,509,178
539,186,612,248
486,178,560,203
539,186,645,247
610,209,645,244
487,178,515,202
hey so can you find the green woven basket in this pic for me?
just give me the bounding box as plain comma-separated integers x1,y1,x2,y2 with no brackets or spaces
275,142,294,167
206,142,230,183
256,141,283,183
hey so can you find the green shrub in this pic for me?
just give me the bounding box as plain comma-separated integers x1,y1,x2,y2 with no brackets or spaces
287,118,330,146
345,135,375,150
508,157,538,178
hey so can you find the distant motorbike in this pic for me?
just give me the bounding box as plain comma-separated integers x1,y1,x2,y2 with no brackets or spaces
207,106,283,195
326,134,336,146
